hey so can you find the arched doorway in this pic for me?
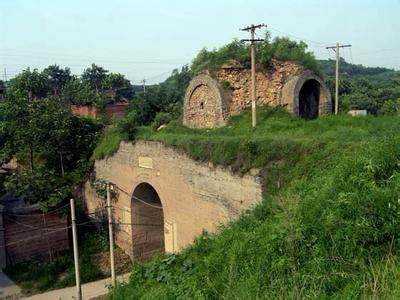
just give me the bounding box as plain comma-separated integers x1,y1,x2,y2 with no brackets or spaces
298,79,320,119
131,182,165,260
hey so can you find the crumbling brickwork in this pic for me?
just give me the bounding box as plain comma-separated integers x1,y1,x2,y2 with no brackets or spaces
183,60,332,128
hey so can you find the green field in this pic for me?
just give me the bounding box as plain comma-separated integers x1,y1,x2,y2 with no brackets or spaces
101,108,400,299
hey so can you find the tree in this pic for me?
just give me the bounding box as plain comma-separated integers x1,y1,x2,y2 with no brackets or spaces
102,73,134,101
42,65,72,96
8,68,48,100
82,63,108,93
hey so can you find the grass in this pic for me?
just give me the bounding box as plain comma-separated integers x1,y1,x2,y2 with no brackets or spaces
5,221,132,296
92,127,122,160
102,107,400,299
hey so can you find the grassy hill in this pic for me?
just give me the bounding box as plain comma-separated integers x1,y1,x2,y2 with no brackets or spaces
105,108,400,299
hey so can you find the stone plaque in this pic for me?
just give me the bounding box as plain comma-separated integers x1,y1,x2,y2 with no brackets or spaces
138,157,153,169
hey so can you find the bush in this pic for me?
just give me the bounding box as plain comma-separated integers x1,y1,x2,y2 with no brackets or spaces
151,112,173,131
117,110,139,140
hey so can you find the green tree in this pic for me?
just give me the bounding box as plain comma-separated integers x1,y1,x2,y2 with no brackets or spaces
8,68,48,100
82,63,108,93
42,64,72,96
102,73,134,101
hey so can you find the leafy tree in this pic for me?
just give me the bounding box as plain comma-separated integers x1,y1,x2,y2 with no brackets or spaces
42,64,72,96
8,68,48,100
82,63,108,93
61,77,97,105
126,66,192,126
102,73,134,101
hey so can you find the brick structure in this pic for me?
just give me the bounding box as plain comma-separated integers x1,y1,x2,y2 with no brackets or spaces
183,60,332,128
71,102,128,119
0,197,69,268
83,141,262,261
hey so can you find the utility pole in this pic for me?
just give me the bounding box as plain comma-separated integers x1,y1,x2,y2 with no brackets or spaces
107,182,116,287
240,23,266,128
142,79,146,93
326,42,351,114
70,198,82,300
3,68,7,82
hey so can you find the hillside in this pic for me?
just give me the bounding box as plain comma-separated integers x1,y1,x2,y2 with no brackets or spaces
319,58,400,84
107,108,400,298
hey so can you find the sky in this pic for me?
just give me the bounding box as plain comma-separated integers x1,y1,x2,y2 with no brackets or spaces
1,0,400,84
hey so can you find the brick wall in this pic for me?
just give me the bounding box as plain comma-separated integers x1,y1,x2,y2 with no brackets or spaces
71,102,127,119
2,204,69,266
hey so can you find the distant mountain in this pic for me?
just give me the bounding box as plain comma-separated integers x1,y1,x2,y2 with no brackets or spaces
319,59,399,83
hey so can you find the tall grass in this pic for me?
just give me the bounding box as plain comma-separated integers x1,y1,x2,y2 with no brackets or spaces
106,108,400,299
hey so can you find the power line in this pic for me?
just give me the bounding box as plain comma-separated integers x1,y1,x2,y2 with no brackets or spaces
268,26,329,47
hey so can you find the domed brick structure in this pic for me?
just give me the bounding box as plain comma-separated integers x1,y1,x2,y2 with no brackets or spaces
183,60,331,128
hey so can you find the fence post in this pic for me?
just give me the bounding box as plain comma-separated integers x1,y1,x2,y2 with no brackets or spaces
0,205,6,269
70,198,82,300
107,182,116,286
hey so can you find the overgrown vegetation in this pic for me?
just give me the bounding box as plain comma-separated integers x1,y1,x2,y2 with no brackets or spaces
191,33,321,76
109,108,400,298
320,58,400,114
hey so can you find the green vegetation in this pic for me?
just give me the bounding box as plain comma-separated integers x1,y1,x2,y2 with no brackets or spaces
191,34,321,76
320,58,400,115
109,108,400,298
92,128,123,160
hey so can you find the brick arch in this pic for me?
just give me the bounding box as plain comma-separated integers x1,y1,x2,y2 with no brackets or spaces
280,70,332,117
183,74,228,128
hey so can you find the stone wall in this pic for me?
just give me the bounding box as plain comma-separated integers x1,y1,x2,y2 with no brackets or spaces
83,141,263,260
183,60,332,128
215,60,304,115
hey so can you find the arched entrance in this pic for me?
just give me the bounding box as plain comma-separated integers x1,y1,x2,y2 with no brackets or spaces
131,182,165,260
298,79,320,119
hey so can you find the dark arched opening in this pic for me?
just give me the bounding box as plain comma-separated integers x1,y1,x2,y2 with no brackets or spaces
131,182,164,260
299,79,320,119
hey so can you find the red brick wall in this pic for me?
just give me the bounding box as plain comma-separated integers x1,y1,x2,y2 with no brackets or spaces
71,103,127,119
71,104,98,118
4,211,69,264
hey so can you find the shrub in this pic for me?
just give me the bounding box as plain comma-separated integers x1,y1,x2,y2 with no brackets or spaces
117,110,139,140
151,112,173,131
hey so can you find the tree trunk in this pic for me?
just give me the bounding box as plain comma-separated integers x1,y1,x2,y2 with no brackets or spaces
29,144,34,172
60,152,65,177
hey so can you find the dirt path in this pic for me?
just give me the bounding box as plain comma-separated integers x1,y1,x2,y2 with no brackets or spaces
0,271,21,299
22,273,129,300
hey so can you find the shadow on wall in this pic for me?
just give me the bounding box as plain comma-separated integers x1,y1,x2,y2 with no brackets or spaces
131,182,165,261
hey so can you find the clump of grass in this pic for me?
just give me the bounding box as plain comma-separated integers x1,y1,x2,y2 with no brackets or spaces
92,128,122,160
108,107,400,298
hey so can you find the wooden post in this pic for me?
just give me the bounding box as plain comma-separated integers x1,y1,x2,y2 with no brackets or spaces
250,28,257,128
335,42,339,115
240,23,266,128
0,205,6,269
107,183,116,287
326,43,352,114
70,198,82,300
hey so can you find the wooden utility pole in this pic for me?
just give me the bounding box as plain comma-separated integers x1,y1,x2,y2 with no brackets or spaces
326,43,351,114
241,24,266,128
107,182,116,287
142,79,146,93
70,198,82,300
